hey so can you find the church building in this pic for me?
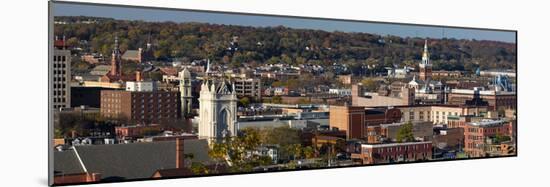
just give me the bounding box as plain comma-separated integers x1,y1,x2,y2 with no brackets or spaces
198,62,238,142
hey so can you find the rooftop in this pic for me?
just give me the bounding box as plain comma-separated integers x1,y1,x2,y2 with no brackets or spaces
468,119,508,127
361,141,432,148
54,139,210,181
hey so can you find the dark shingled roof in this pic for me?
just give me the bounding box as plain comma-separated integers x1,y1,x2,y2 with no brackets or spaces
72,139,210,181
54,150,86,176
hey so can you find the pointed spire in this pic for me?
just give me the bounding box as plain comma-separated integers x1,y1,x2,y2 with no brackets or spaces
424,39,428,52
422,39,429,58
205,59,211,74
147,31,152,50
421,39,430,66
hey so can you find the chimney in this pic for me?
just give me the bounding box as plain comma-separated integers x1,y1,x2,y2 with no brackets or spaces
176,138,185,168
71,130,77,138
135,71,142,82
87,173,101,182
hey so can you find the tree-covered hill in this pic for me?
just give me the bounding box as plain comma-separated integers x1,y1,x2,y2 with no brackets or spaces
54,16,516,72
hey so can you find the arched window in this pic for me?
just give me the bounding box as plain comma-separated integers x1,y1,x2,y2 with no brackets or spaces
218,109,230,138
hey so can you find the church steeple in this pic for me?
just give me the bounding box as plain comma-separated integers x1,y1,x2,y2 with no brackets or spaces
421,39,430,65
419,39,432,81
110,35,122,77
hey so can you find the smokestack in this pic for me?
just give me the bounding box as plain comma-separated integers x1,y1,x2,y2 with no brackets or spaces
176,138,185,168
135,71,142,82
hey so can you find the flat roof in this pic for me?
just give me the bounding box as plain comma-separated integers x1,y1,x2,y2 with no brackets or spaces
468,119,508,127
361,141,432,148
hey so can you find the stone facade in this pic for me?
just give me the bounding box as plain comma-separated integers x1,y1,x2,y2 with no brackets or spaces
198,78,238,142
179,68,193,117
53,39,71,110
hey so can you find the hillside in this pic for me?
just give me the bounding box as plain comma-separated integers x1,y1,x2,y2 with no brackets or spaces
54,16,516,72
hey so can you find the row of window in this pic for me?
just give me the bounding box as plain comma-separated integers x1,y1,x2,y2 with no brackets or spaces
134,93,176,97
131,104,178,109
53,63,67,68
132,99,178,103
53,77,67,82
467,135,484,141
53,90,66,96
380,153,428,162
466,142,482,149
408,111,460,121
53,55,67,62
133,114,178,119
53,98,66,103
375,144,430,154
53,83,66,89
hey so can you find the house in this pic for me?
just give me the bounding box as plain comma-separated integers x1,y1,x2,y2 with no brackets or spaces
273,87,289,96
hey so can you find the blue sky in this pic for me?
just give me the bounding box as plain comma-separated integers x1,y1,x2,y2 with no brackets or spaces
53,2,516,43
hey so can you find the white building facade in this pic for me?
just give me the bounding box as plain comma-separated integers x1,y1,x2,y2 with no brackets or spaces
125,81,157,92
198,78,238,142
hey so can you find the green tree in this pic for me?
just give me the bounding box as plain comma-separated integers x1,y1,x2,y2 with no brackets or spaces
239,97,250,107
190,162,209,175
208,141,228,174
361,78,378,92
396,122,415,143
302,146,315,159
262,126,301,146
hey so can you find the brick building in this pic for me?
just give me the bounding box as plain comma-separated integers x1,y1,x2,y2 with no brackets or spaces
330,106,366,139
115,124,162,138
100,90,181,124
351,141,432,164
365,121,433,144
448,88,516,110
463,119,513,157
329,106,401,139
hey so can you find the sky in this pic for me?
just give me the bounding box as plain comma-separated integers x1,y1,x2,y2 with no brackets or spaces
52,2,516,43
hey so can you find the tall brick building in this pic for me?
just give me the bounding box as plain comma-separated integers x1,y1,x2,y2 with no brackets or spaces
329,105,402,139
100,90,181,124
330,106,366,139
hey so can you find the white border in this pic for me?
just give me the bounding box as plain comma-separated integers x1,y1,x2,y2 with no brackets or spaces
2,0,549,187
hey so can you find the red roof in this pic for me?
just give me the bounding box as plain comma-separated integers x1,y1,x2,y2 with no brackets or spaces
54,40,66,49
